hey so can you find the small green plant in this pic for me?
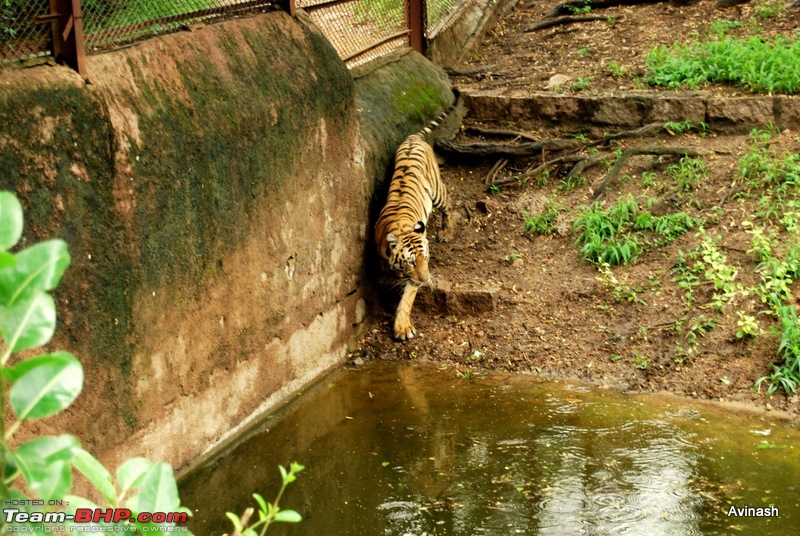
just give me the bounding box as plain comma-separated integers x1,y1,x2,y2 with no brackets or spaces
571,77,592,91
505,252,523,263
576,47,590,56
557,173,586,192
686,316,716,345
566,1,592,14
736,312,760,339
640,171,657,188
595,263,648,305
756,304,800,395
633,353,649,370
0,192,192,533
754,0,784,19
708,19,744,37
226,463,304,536
606,61,629,78
525,201,565,236
665,156,707,191
489,183,501,194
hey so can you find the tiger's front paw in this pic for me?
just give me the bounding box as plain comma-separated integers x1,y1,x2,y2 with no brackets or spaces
393,320,417,341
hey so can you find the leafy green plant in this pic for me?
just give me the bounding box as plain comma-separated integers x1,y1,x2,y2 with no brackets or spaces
571,76,592,91
665,156,707,191
736,312,760,339
606,61,629,78
633,353,649,370
646,35,800,94
0,191,191,533
489,183,501,194
595,263,648,305
686,316,716,345
754,0,784,19
708,19,744,37
226,463,304,536
525,201,565,236
566,1,592,14
574,195,701,266
756,304,800,395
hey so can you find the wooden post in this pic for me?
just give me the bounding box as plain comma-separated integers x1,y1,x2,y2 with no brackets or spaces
276,0,297,16
406,0,426,54
47,0,87,79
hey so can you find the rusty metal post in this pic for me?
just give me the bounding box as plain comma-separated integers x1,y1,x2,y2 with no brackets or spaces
276,0,297,16
45,0,87,79
406,0,426,54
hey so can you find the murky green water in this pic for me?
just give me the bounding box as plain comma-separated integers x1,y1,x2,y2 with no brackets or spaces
180,362,800,535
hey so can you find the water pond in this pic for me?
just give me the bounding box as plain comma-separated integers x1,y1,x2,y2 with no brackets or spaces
180,362,800,535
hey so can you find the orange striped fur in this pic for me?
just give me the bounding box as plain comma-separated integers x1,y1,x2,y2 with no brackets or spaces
374,96,457,340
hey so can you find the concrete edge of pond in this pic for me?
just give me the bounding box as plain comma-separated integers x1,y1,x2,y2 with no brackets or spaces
461,89,800,134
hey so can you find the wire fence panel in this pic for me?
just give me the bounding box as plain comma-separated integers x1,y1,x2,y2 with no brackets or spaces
1,0,52,63
82,0,276,51
1,0,474,69
427,0,473,39
298,0,407,68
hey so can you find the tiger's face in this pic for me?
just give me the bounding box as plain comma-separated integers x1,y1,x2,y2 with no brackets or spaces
384,221,430,285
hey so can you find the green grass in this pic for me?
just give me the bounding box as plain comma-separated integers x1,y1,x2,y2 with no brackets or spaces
525,201,565,236
646,35,800,94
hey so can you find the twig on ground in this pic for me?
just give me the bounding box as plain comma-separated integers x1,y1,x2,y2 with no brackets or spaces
717,183,744,207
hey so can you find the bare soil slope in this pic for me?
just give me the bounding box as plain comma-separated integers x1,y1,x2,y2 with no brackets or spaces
354,0,800,416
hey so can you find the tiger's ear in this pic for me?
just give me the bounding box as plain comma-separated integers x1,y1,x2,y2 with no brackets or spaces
413,221,425,234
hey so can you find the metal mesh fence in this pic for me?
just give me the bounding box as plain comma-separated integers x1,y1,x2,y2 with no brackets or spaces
298,0,407,68
82,0,276,51
1,0,52,63
1,0,473,68
427,0,473,39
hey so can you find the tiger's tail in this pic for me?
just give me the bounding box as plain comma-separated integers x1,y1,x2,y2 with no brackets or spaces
417,88,461,139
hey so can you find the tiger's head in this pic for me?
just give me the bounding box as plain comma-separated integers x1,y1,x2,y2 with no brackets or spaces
382,221,430,285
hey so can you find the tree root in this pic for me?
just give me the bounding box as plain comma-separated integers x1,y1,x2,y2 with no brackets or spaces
484,158,509,187
436,138,578,158
523,15,619,33
466,126,539,142
592,146,708,202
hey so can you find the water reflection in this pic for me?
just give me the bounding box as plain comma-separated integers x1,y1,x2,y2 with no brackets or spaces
180,362,800,535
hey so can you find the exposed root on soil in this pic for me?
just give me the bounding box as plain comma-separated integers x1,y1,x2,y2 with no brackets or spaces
592,146,709,201
436,138,578,157
523,15,621,33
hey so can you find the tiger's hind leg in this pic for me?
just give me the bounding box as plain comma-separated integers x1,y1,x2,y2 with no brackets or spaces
394,282,420,340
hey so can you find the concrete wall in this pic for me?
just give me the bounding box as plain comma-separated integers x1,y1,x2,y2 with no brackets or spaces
0,11,452,472
427,0,520,68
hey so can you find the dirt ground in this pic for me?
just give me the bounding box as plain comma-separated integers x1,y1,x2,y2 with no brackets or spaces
353,0,800,416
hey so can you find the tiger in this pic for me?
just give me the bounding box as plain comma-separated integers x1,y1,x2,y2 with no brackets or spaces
374,92,459,341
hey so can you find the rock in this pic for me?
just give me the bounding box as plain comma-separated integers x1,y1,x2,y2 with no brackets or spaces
547,74,571,89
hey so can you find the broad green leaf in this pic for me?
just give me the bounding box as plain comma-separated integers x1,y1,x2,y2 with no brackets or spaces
0,239,71,307
14,435,80,465
117,457,154,497
12,441,74,502
72,448,116,505
0,291,56,352
0,251,16,269
0,191,23,250
9,352,83,421
135,462,180,514
274,509,302,523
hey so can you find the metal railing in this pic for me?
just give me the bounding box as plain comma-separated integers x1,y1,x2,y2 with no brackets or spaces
1,0,472,75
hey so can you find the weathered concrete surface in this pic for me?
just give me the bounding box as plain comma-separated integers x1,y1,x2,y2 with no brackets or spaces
427,0,520,68
462,89,800,133
0,12,454,473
